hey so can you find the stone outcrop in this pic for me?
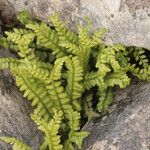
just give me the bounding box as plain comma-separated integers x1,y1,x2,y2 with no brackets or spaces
2,0,150,49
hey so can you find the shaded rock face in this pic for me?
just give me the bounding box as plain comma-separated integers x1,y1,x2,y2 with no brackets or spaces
2,0,150,49
0,0,17,27
0,48,43,150
83,80,150,150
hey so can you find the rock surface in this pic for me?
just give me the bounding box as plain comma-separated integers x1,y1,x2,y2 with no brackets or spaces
0,48,43,150
2,0,150,49
83,80,150,150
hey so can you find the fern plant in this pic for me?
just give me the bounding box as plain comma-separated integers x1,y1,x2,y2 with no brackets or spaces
0,11,149,150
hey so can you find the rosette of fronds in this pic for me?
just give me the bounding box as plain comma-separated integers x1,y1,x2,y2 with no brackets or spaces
0,11,149,150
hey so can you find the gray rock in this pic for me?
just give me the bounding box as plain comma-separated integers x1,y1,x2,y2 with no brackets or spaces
2,0,150,49
0,48,43,150
82,80,150,150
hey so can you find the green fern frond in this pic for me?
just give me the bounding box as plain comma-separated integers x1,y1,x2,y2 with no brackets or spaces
84,17,92,34
67,109,89,149
133,47,149,67
111,44,126,52
116,51,130,67
48,56,67,83
0,137,31,150
0,57,53,85
17,10,33,25
84,71,99,90
31,109,63,150
105,72,131,88
128,64,140,75
61,108,87,149
0,10,150,150
16,61,52,84
49,13,78,44
97,87,114,112
67,109,81,131
66,57,83,111
60,41,80,55
26,22,65,58
69,131,89,149
64,140,74,150
138,67,150,80
91,28,108,46
96,63,111,77
0,37,10,49
128,63,150,80
84,94,100,120
46,81,72,118
0,57,20,69
96,44,125,75
104,48,120,71
78,25,91,48
5,29,35,58
14,73,54,121
134,67,150,80
30,59,53,71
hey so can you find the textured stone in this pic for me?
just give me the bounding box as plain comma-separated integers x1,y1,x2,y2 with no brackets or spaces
82,80,150,150
0,48,43,150
0,0,17,27
2,0,150,49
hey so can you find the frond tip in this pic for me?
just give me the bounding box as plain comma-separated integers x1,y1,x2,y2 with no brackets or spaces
0,137,31,150
69,131,89,149
31,109,63,150
97,87,114,112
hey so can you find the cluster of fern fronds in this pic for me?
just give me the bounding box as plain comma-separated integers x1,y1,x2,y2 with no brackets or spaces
0,11,149,150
